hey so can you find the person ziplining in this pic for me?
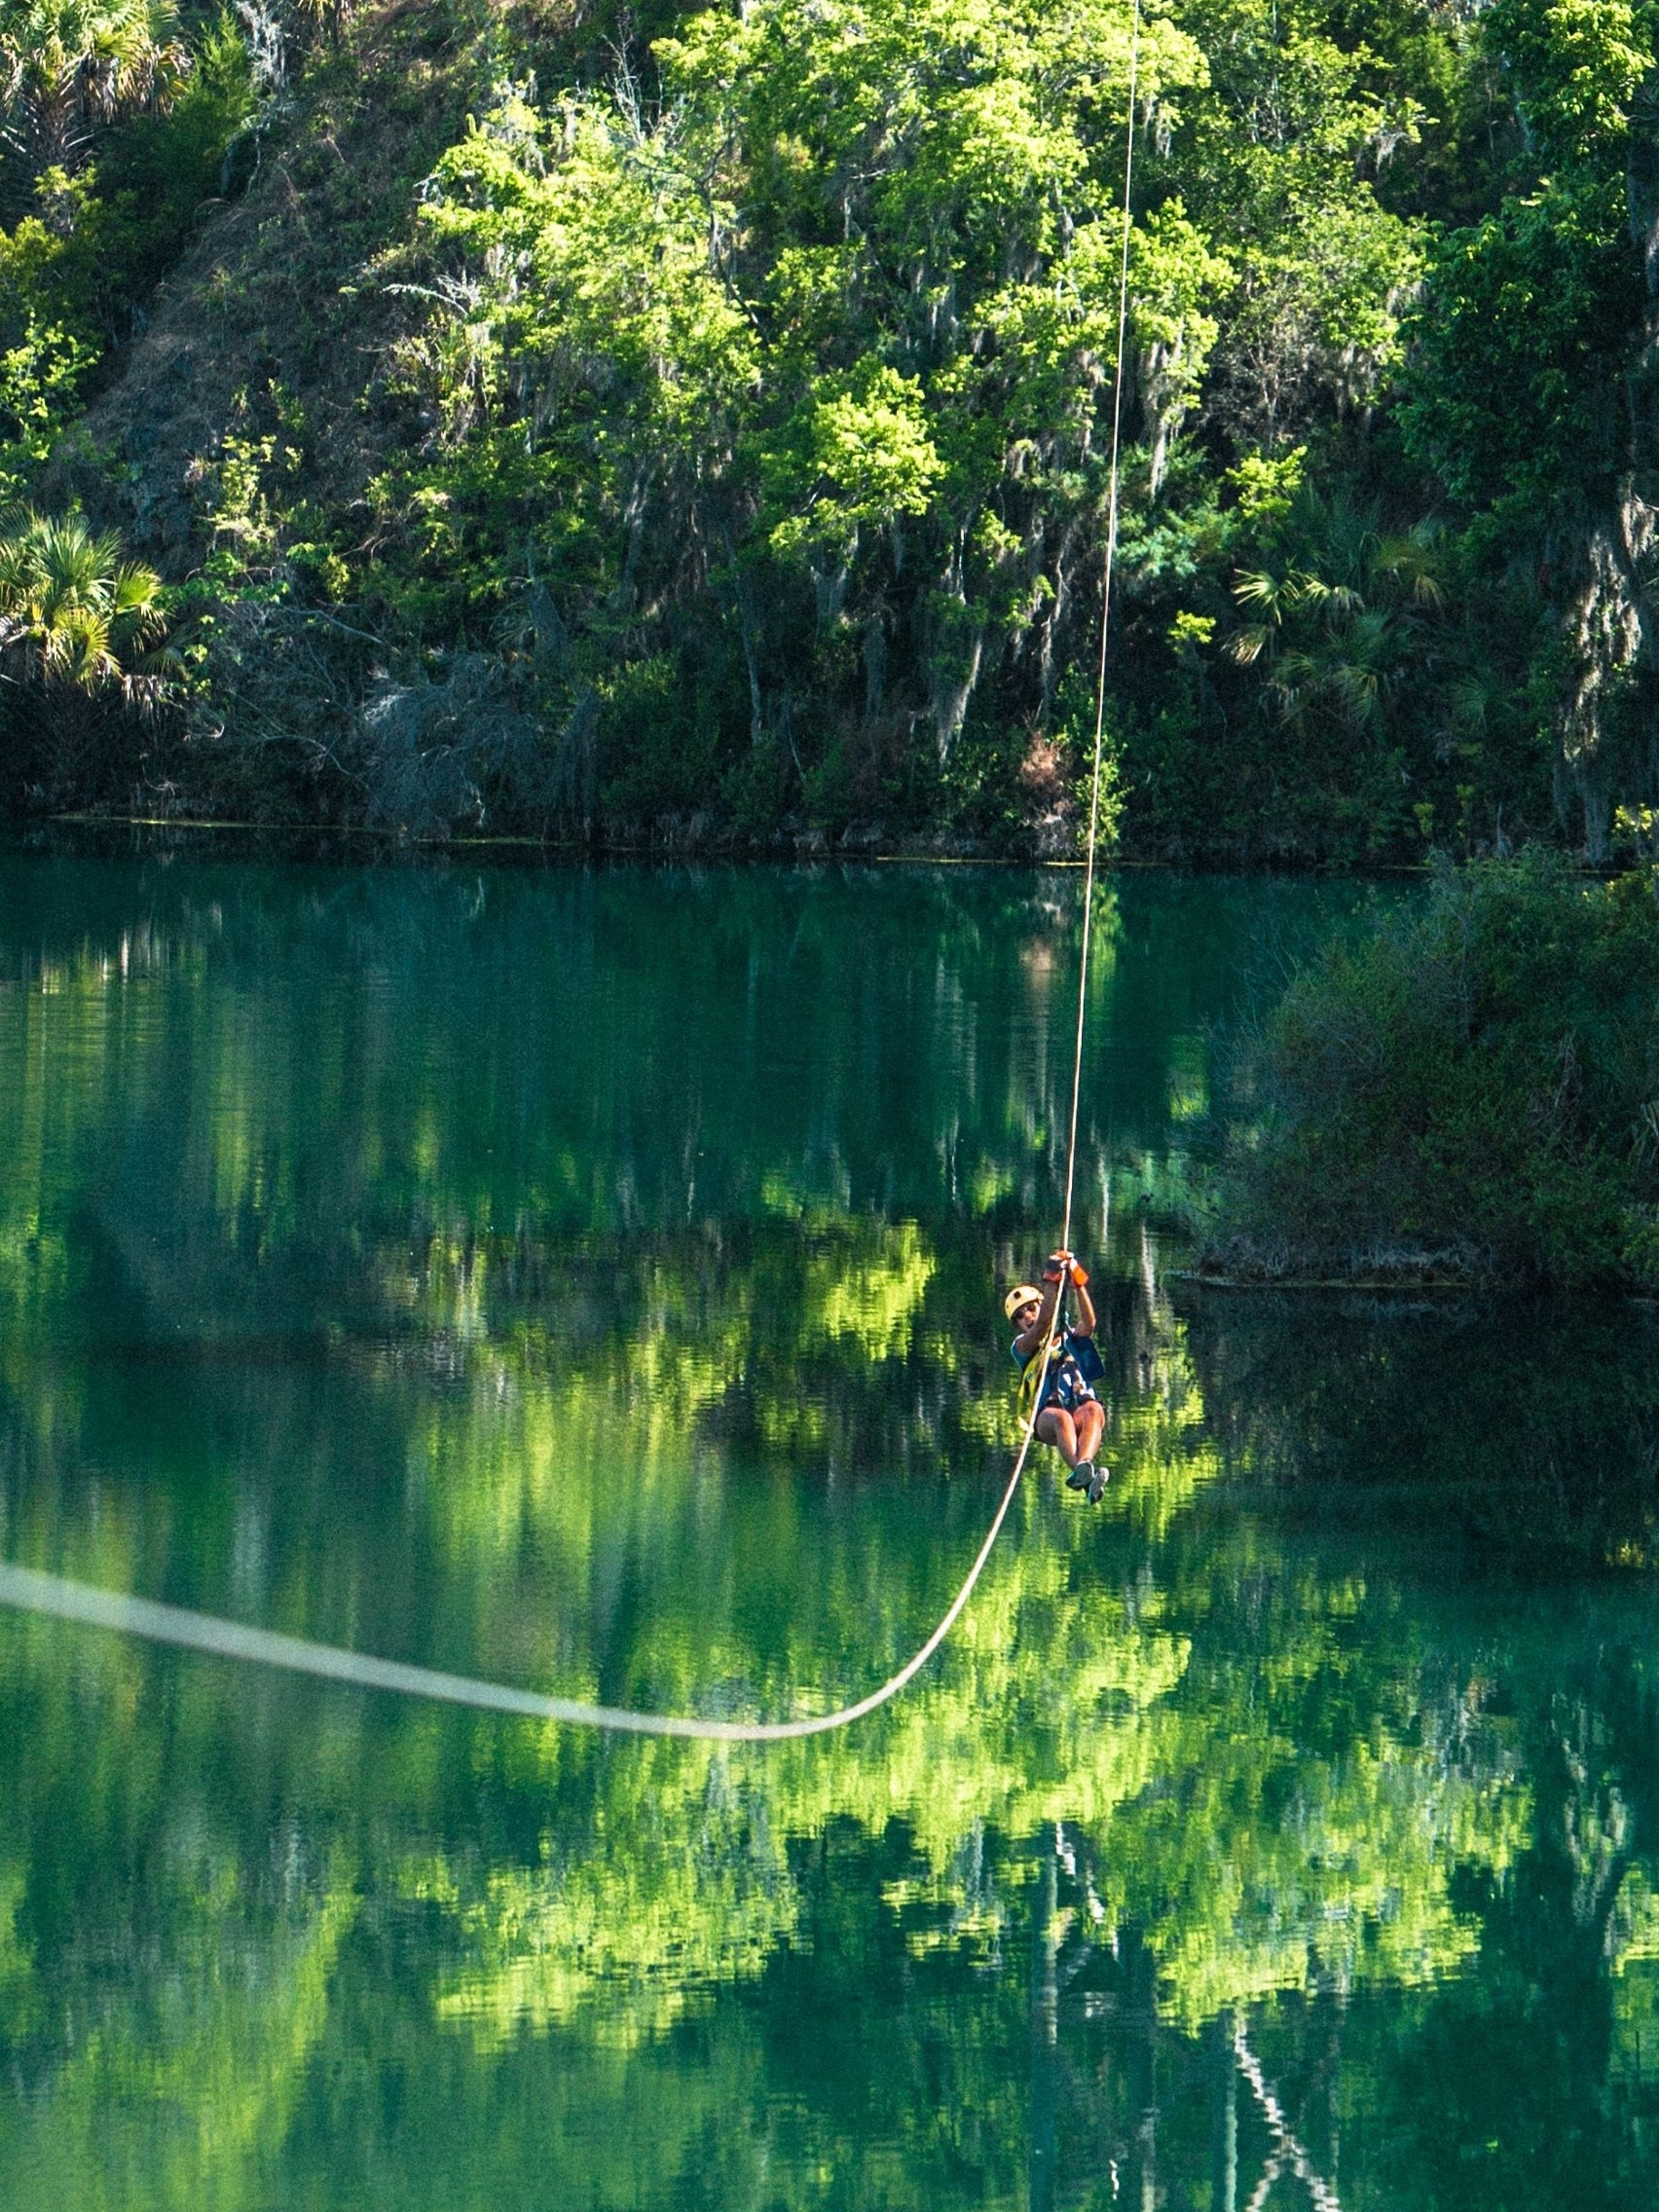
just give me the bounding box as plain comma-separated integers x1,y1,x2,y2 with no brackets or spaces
1006,1250,1108,1503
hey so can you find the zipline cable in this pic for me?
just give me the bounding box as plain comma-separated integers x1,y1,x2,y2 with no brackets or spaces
0,1,1143,1742
1065,0,1139,1262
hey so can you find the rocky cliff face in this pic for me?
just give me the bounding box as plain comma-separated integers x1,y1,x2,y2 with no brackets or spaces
48,0,497,820
77,2,478,568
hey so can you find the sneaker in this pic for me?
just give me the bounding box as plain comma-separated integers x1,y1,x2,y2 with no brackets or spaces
1067,1460,1092,1493
1087,1463,1110,1505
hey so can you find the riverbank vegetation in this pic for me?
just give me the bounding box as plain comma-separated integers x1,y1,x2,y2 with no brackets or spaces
1204,854,1659,1286
0,0,1658,850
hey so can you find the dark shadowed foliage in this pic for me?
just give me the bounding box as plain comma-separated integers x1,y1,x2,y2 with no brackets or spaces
1205,853,1659,1284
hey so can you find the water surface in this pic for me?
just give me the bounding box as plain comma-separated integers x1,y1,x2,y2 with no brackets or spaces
0,846,1654,2210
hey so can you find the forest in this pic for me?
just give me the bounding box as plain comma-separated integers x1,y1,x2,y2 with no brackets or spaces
0,0,1653,857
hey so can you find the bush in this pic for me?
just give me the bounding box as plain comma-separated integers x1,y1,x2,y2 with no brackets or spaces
1206,852,1659,1285
0,504,175,806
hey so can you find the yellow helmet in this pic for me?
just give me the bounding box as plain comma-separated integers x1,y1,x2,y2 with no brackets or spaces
1004,1283,1045,1322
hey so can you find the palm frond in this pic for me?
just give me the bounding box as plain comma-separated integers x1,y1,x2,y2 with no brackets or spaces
0,505,171,695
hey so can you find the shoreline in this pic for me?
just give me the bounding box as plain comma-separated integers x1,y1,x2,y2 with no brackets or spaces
26,810,1441,876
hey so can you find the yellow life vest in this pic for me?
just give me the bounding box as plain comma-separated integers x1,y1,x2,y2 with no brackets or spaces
1015,1333,1065,1424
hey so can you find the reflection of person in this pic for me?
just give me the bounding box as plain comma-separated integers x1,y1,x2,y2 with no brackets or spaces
1005,1249,1108,1503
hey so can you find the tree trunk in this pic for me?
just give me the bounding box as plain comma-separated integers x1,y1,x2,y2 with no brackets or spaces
931,613,984,762
1561,502,1652,861
1557,97,1659,858
864,607,887,720
721,527,764,749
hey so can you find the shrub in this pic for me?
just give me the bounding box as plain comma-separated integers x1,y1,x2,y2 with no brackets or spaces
0,505,174,804
1206,852,1659,1285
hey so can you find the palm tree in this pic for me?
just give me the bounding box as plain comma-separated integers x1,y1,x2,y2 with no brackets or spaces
1225,492,1444,737
0,0,187,187
0,507,172,707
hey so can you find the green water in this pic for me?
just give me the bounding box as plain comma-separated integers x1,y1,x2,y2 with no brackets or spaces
0,848,1655,2211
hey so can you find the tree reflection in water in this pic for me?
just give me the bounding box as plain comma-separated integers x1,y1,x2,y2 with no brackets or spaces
0,847,1652,2208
